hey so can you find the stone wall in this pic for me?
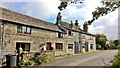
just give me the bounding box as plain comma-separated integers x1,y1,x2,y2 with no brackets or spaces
81,33,96,52
64,30,80,54
2,22,66,56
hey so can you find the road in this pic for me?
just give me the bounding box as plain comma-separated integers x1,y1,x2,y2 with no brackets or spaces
40,50,118,66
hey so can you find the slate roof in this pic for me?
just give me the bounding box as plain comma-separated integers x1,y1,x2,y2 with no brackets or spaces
59,21,95,36
60,21,82,32
0,7,62,32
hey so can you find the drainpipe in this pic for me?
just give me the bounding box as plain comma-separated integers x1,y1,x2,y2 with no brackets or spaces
0,21,4,64
79,33,82,52
2,22,4,63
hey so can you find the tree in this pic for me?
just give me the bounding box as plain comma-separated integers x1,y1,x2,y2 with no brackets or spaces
113,40,120,46
96,34,108,50
109,40,117,49
58,0,120,28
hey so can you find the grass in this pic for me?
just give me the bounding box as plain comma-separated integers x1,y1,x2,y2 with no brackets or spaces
55,50,99,59
20,50,99,67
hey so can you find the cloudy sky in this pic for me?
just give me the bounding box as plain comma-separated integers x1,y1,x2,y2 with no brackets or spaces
0,0,119,40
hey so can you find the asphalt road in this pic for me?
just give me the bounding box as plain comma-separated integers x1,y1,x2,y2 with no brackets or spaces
40,50,118,66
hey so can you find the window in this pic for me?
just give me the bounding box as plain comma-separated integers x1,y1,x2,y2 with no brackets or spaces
68,44,73,49
17,26,22,33
22,26,27,33
27,27,31,33
58,32,63,38
17,25,31,34
90,44,93,49
24,44,30,51
16,43,30,52
68,31,73,36
55,43,63,50
90,36,93,40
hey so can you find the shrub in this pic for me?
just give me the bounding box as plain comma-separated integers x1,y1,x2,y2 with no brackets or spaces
20,52,55,66
111,52,120,68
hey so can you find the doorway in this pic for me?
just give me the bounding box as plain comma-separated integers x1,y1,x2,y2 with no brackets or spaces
85,42,89,52
46,42,52,50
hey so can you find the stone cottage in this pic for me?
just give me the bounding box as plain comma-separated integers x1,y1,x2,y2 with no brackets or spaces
0,7,68,62
56,12,96,54
0,7,96,64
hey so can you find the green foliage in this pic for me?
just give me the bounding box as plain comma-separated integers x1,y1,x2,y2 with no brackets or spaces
21,59,35,66
20,43,55,66
113,40,120,46
58,2,68,11
111,52,120,68
85,1,120,25
21,53,55,66
109,41,117,49
96,44,102,50
42,56,55,64
58,0,83,11
96,34,108,49
108,40,120,49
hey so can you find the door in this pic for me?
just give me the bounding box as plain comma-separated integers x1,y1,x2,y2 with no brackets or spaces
46,42,52,50
16,42,30,64
85,42,89,52
74,41,80,54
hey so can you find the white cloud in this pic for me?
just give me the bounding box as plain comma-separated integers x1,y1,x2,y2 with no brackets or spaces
20,0,61,20
1,0,61,23
89,9,118,40
61,0,102,23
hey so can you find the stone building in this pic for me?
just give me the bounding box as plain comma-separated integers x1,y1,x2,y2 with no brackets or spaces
0,7,96,63
0,7,68,62
56,12,96,54
80,32,96,52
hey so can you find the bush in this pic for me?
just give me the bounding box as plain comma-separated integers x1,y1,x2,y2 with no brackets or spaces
20,53,55,66
96,44,102,50
20,43,55,66
111,52,120,68
21,59,35,66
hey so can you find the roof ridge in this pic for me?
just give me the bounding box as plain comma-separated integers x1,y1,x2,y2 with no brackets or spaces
0,7,56,26
0,7,62,32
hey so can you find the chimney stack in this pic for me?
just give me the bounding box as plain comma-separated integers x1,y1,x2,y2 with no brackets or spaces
69,21,73,28
83,22,88,32
56,12,62,25
75,20,78,26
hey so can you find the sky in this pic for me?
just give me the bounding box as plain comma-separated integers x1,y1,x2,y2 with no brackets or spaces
0,0,119,40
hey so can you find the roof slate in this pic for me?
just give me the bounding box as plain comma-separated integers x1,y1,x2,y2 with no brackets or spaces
0,7,62,32
59,21,95,36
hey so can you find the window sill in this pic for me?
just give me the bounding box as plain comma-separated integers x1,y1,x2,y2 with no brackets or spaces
55,49,63,51
16,33,31,35
68,49,73,50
